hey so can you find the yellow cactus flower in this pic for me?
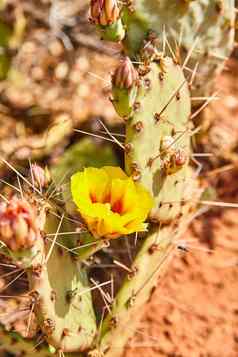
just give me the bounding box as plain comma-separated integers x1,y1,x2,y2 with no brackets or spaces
71,166,153,239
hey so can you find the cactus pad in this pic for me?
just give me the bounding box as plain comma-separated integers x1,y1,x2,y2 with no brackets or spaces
28,213,97,352
124,57,192,223
122,0,235,96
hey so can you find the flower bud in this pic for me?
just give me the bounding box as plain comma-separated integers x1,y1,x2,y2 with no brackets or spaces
31,164,50,189
0,197,38,251
90,0,120,26
112,57,138,89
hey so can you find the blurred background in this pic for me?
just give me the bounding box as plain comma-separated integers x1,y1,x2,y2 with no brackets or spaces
0,1,238,356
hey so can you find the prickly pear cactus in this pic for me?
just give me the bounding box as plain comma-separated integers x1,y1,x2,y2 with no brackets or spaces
0,1,234,357
121,0,235,97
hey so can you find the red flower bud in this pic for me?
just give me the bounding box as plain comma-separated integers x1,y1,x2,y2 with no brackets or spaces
31,164,50,189
0,197,39,251
112,57,138,89
90,0,120,26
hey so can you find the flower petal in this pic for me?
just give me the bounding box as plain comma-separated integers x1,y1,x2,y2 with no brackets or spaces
71,166,154,239
102,166,128,180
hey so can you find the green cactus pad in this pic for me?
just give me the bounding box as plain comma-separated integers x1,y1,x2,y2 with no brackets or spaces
125,58,192,223
122,0,235,97
28,213,97,352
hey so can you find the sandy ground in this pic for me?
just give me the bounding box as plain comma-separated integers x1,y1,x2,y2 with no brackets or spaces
125,208,238,357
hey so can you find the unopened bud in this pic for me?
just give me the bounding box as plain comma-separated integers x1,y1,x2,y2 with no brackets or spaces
90,0,120,26
1,223,13,240
112,57,138,89
14,216,29,243
0,197,38,251
31,164,50,189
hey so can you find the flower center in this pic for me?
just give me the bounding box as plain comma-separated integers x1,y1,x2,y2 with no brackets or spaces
111,200,123,214
90,193,124,214
90,193,97,203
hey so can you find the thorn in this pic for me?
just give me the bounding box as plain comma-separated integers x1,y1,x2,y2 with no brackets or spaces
0,179,21,193
190,91,219,119
199,200,238,209
0,158,42,196
87,71,111,85
74,128,123,146
182,37,199,70
90,278,112,314
26,299,35,338
189,61,199,86
113,259,132,273
0,270,26,293
156,79,187,118
97,119,125,150
45,213,64,264
76,280,112,298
